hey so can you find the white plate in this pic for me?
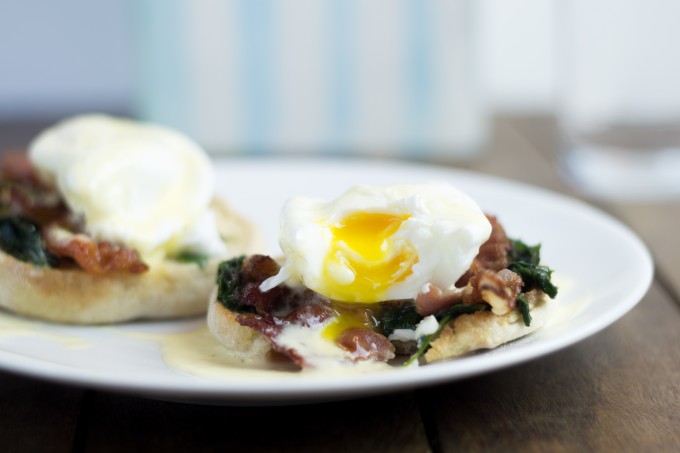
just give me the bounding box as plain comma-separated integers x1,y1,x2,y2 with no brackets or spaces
0,158,653,405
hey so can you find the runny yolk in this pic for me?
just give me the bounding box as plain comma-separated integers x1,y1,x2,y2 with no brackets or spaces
321,303,378,341
322,212,418,303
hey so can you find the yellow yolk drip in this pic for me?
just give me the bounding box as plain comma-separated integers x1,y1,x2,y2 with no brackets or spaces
321,304,378,341
322,213,418,303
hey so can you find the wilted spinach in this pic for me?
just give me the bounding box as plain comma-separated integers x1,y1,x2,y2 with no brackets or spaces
0,215,57,267
175,251,209,269
379,304,422,336
508,239,558,299
215,255,246,311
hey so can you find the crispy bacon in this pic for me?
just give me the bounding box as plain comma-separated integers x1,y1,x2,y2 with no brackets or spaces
237,315,285,340
336,328,395,362
237,304,336,367
239,255,291,315
1,152,69,225
237,255,331,317
2,152,149,274
417,268,523,317
1,152,44,187
456,215,510,287
416,284,465,317
236,315,307,366
417,214,519,316
43,225,148,274
469,269,523,315
239,308,394,367
242,254,281,284
240,282,288,315
3,184,68,225
232,255,397,366
284,304,335,327
234,256,337,367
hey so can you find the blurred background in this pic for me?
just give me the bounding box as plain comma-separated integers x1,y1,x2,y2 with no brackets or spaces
2,0,679,200
0,0,554,158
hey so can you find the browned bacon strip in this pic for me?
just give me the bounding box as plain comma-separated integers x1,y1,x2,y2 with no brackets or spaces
417,268,523,317
237,254,332,317
416,284,465,317
456,214,510,287
233,254,398,366
469,269,523,315
417,215,519,316
43,225,148,274
1,152,69,225
237,300,336,367
336,328,395,361
236,315,307,366
1,152,43,186
233,255,335,366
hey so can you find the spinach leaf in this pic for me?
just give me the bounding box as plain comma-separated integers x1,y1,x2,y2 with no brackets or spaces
216,255,246,310
379,304,422,336
404,303,488,366
516,293,532,327
0,215,56,267
175,251,209,269
509,239,541,265
507,262,558,299
508,238,558,299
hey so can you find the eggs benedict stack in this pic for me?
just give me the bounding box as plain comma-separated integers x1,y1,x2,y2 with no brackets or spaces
208,184,557,368
0,115,261,324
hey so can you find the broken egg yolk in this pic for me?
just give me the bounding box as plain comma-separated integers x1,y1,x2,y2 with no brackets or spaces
321,213,418,303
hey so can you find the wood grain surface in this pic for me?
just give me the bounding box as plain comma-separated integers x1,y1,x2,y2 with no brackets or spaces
1,116,678,452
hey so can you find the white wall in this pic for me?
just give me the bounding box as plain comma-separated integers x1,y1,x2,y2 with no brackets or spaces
0,0,554,119
0,0,133,119
477,0,555,112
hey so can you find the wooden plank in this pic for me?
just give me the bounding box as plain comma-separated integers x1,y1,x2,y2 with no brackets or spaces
79,391,431,453
0,372,84,453
419,281,680,451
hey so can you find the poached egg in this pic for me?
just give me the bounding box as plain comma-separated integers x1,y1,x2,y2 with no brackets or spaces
28,114,226,264
261,183,492,303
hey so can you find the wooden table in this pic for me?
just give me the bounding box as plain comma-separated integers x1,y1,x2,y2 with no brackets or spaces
1,117,679,452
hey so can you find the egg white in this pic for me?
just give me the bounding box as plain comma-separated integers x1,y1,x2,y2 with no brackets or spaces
28,114,226,263
261,183,492,303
